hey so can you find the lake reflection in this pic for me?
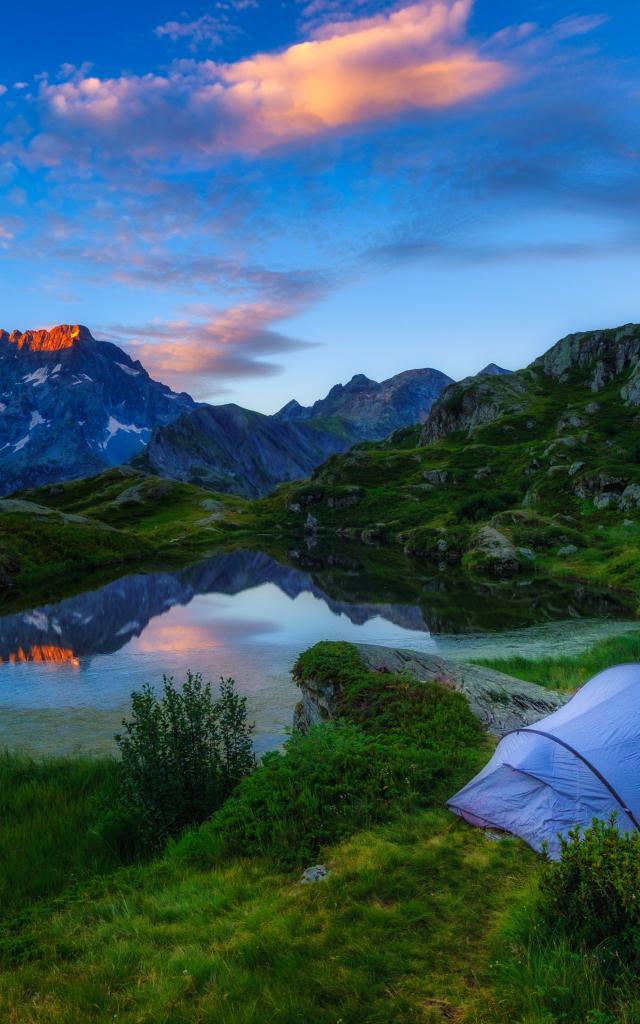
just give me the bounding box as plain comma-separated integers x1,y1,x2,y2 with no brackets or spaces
0,549,635,756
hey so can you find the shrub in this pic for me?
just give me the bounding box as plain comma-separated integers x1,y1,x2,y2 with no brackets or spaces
209,721,435,865
539,815,640,962
454,489,520,521
115,673,255,850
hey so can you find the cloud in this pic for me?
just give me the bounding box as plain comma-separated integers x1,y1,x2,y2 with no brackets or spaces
105,299,320,397
35,1,510,161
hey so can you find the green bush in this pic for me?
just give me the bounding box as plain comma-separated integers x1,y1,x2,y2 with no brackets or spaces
539,815,640,962
209,721,448,865
115,673,255,850
454,489,520,521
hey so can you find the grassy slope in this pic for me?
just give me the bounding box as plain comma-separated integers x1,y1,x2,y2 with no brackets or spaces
0,468,248,598
249,362,640,602
0,811,534,1024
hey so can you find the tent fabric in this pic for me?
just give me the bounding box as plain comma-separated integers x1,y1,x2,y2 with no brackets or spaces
447,663,640,858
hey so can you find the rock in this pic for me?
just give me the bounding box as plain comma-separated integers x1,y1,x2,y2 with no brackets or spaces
624,519,634,526
517,546,536,561
537,324,640,386
585,402,600,414
474,466,492,480
423,469,448,485
568,461,585,477
619,483,640,510
301,865,330,884
294,644,569,738
558,544,578,557
470,526,519,578
574,474,627,500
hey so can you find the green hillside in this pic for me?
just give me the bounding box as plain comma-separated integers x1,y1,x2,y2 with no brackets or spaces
252,325,640,605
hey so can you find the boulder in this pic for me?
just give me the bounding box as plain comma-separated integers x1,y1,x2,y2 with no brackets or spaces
469,526,519,578
294,644,568,738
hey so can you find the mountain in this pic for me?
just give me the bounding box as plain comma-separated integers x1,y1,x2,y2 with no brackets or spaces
134,404,355,498
477,363,512,376
0,324,194,495
136,366,454,497
257,323,640,593
274,367,454,439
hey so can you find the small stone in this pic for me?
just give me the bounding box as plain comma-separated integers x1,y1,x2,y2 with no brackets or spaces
517,547,536,561
623,519,634,527
557,544,578,557
301,865,330,884
568,461,585,477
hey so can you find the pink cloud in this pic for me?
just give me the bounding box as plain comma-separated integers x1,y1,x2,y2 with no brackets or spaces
35,1,510,162
105,297,322,397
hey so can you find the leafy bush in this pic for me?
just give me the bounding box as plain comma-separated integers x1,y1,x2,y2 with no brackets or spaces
539,815,640,962
115,673,255,850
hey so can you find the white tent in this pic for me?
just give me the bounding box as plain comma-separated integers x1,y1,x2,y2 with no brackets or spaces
447,664,640,858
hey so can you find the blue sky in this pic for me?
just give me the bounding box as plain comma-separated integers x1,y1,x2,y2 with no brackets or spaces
1,0,638,411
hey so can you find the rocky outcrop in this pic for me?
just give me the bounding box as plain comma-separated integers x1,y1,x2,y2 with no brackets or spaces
420,373,528,445
294,643,568,738
535,323,640,391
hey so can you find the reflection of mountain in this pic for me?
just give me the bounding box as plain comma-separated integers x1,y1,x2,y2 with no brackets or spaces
0,547,632,663
0,550,432,663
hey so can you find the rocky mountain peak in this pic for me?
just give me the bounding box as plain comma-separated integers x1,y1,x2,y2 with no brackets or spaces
0,324,93,353
478,363,512,376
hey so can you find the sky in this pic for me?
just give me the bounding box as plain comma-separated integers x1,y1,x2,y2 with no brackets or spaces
0,0,639,411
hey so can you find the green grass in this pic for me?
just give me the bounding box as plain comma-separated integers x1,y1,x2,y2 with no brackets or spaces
486,880,640,1023
0,753,122,920
0,809,536,1024
475,630,640,691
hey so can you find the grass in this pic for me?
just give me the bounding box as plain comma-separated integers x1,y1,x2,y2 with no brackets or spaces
475,629,640,691
0,810,536,1024
0,753,122,920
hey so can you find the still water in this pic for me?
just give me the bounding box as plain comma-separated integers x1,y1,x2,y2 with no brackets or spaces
0,550,635,756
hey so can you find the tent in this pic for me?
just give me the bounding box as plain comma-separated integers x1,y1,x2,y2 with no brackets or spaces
447,664,640,858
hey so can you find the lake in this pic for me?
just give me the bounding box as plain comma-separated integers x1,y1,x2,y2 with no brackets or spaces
0,549,635,756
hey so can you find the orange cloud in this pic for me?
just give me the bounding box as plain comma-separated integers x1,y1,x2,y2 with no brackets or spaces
220,0,509,145
38,1,510,159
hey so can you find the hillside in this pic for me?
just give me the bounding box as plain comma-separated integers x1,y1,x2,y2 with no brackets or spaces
134,404,355,498
0,468,245,600
252,324,640,601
